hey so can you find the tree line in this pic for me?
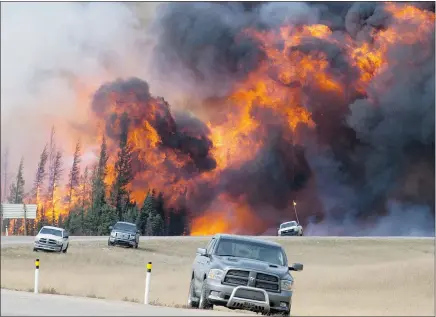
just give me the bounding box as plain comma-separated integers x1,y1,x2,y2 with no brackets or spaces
2,115,189,236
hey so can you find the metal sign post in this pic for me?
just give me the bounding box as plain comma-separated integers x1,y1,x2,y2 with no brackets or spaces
1,204,37,236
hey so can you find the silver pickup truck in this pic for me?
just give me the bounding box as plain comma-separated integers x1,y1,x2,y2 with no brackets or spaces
187,234,303,316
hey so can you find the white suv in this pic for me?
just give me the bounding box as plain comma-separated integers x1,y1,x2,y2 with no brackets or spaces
33,226,70,253
277,221,303,236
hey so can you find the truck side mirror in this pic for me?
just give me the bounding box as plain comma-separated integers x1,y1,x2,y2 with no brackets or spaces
109,226,113,230
197,248,207,256
289,263,303,271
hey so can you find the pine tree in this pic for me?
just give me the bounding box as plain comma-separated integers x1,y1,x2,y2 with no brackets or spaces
37,205,48,231
155,191,166,233
32,145,49,232
2,146,10,203
87,135,109,234
46,126,56,200
1,147,10,233
137,190,158,234
110,112,134,220
98,204,117,235
168,207,188,236
145,212,164,236
66,140,81,208
32,145,49,203
48,150,63,225
125,205,139,224
8,157,25,204
152,213,165,236
78,166,91,231
145,213,154,236
7,158,26,235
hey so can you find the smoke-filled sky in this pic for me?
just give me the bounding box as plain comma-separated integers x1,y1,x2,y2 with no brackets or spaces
1,2,435,236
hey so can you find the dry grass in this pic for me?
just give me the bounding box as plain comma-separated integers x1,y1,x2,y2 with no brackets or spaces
1,237,434,316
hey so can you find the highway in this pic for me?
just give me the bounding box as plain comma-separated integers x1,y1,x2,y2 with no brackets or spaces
0,235,206,247
2,234,429,247
0,289,246,316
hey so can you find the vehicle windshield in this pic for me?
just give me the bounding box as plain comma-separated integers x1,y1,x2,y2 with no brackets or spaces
214,238,287,266
280,221,297,229
39,227,63,237
114,222,136,232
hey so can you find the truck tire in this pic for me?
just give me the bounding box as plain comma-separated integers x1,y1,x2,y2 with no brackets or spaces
187,279,199,308
62,244,69,253
198,280,213,310
108,239,113,247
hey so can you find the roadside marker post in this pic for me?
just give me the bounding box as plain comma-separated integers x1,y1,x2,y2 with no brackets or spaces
34,259,40,294
144,262,152,304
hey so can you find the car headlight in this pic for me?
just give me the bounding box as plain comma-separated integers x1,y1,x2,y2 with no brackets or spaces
56,240,63,245
110,232,116,237
207,269,225,280
129,234,135,240
281,279,294,291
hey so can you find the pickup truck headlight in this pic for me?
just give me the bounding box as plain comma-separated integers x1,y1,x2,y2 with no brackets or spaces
56,240,63,245
110,232,116,237
129,234,135,240
281,279,294,291
207,269,224,280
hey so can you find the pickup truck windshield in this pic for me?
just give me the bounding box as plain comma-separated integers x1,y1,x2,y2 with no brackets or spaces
114,223,136,232
39,228,63,237
280,221,297,228
214,238,286,266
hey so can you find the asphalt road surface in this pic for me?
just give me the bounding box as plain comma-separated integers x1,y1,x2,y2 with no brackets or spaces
2,235,427,247
1,289,246,316
0,235,206,247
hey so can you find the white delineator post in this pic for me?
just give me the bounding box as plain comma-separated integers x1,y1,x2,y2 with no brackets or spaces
144,261,152,304
5,226,8,236
34,258,40,294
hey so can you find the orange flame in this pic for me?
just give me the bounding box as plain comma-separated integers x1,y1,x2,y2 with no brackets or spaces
21,3,434,236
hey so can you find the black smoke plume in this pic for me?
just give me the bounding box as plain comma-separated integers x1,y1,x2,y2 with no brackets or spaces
146,1,435,236
91,77,217,177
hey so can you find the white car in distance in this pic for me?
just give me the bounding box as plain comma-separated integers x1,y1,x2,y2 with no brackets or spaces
278,221,303,236
33,226,70,253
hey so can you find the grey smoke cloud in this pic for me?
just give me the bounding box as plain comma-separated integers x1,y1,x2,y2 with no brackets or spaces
1,2,158,193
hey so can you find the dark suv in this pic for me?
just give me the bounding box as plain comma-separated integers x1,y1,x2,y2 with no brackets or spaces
108,221,140,248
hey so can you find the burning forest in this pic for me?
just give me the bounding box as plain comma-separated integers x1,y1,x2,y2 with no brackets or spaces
1,1,435,237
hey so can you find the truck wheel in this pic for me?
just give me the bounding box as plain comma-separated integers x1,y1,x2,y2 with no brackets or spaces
62,244,69,253
108,239,113,247
187,279,199,308
198,280,213,310
33,248,38,252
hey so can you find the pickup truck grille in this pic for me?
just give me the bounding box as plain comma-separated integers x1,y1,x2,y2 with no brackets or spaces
223,269,280,292
116,232,130,240
39,238,57,245
224,269,249,286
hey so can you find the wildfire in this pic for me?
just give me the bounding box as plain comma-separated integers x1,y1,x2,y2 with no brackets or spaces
9,2,433,237
190,194,266,236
